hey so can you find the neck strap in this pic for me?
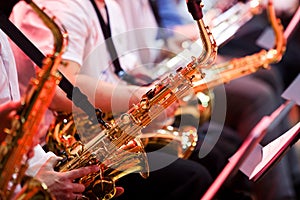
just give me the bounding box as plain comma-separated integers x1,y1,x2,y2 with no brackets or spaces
0,11,106,126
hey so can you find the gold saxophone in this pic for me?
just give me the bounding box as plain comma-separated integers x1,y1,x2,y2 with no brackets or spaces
193,0,285,93
0,0,67,199
153,0,263,78
138,0,264,159
140,0,285,159
47,0,217,199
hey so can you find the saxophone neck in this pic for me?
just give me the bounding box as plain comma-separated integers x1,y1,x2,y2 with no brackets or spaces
192,0,287,94
25,0,68,57
186,0,218,67
266,0,286,63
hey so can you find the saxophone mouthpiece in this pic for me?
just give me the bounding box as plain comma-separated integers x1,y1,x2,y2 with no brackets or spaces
187,0,203,20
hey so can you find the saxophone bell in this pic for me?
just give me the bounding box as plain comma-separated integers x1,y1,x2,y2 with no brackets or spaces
48,111,150,200
140,125,198,159
46,0,217,199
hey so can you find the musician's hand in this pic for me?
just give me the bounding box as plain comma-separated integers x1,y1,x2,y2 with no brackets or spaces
35,156,100,200
0,101,21,140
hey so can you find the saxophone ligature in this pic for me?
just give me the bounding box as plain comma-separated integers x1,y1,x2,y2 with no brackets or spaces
0,0,68,199
46,0,217,199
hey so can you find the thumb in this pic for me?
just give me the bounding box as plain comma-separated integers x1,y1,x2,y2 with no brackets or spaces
0,101,21,116
41,156,62,171
7,101,22,111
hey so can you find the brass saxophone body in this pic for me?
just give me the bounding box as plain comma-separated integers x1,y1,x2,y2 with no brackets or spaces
141,0,285,159
141,1,264,157
0,0,68,199
48,1,217,199
193,0,286,93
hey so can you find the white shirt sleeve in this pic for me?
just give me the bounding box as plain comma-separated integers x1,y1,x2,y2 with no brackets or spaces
10,0,93,66
25,145,56,177
0,30,20,104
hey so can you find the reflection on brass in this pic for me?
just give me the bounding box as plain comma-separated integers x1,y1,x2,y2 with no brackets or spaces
140,126,198,159
46,1,218,199
0,0,67,199
149,0,285,160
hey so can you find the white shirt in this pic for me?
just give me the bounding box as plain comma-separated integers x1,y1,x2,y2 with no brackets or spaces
11,0,139,87
0,30,20,104
115,0,163,65
10,0,143,145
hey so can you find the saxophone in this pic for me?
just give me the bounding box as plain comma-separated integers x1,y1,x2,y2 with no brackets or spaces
193,0,285,93
0,0,68,199
152,0,263,78
138,0,264,159
141,0,285,159
48,0,217,199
